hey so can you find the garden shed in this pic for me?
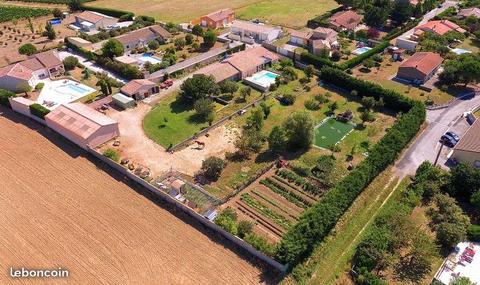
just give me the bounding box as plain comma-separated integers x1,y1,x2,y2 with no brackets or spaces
112,93,135,109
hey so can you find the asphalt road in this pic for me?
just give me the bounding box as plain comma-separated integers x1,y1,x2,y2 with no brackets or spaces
395,90,480,177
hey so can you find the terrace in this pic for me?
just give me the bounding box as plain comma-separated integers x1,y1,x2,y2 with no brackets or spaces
434,242,480,285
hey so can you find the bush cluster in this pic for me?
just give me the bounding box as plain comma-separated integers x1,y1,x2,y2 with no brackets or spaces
275,67,426,267
0,89,15,107
29,103,50,119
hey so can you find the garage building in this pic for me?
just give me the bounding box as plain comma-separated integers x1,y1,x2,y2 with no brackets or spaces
452,119,480,168
45,103,119,149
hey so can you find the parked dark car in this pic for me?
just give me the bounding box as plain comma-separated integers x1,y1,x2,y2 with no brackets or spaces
441,135,457,147
445,131,459,142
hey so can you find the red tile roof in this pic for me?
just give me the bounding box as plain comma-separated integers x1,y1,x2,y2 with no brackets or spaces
399,52,443,76
0,63,33,81
329,10,363,30
193,62,238,83
454,119,480,153
415,20,466,35
121,79,156,96
205,9,234,22
225,46,279,75
0,50,62,81
458,8,480,18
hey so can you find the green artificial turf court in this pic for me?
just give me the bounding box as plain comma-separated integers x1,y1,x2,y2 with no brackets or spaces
314,118,354,149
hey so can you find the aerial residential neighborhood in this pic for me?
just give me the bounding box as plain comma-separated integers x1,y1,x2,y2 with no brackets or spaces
0,0,480,284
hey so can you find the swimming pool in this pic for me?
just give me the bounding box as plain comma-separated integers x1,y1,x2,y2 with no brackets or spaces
37,80,97,110
244,70,279,91
138,53,162,64
352,46,372,55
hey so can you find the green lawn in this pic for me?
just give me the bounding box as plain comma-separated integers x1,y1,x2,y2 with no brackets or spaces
143,95,209,148
314,118,354,149
457,37,480,54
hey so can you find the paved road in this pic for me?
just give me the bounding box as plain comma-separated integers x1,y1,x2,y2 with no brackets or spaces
396,0,459,40
58,51,128,83
395,90,480,177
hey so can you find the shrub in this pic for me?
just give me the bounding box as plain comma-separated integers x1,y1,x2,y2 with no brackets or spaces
237,220,254,239
63,56,79,71
35,82,44,90
281,93,296,105
18,43,37,55
214,207,237,235
0,89,15,107
304,99,320,110
201,156,226,180
300,52,336,69
103,148,120,162
29,103,50,119
467,224,480,241
244,233,276,257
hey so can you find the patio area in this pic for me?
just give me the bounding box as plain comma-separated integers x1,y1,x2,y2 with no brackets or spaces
36,79,97,110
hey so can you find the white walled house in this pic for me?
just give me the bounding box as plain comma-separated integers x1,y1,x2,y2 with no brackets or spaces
230,20,282,43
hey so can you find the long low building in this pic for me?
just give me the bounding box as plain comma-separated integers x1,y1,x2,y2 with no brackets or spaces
396,52,443,84
45,103,119,149
193,46,279,83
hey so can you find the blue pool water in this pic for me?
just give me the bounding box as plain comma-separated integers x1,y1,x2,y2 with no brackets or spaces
50,19,62,25
139,53,162,64
352,46,372,55
252,71,279,86
65,83,89,94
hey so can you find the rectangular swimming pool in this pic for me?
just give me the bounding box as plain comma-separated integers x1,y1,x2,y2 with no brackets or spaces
352,46,372,55
244,70,279,91
37,79,97,110
139,53,162,64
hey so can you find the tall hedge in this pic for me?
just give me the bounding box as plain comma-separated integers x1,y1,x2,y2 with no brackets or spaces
275,66,426,267
300,52,336,69
0,89,15,108
338,41,390,70
29,103,50,119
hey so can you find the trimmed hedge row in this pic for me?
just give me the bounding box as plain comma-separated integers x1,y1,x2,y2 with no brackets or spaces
29,103,50,119
300,52,336,69
80,4,133,18
275,66,426,267
0,89,15,108
319,66,414,112
338,41,390,70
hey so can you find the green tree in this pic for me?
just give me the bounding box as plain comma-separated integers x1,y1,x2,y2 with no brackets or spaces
437,222,467,248
43,21,56,40
185,33,194,45
259,101,270,118
27,17,34,34
18,43,37,56
235,128,264,157
440,54,480,86
192,24,203,36
240,86,251,102
53,8,63,19
68,0,81,11
282,111,314,150
268,126,286,153
101,39,124,59
364,5,389,27
449,163,480,197
214,207,237,234
245,108,264,131
202,30,217,48
193,98,215,121
451,277,475,285
361,96,377,110
391,0,414,24
304,64,315,80
279,58,294,70
180,74,219,102
237,220,253,238
63,56,79,71
82,68,91,80
201,156,226,180
148,40,160,50
362,58,376,70
174,37,186,50
328,101,338,114
470,191,480,211
219,80,238,95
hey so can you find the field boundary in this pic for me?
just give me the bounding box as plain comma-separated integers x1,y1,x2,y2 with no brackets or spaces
87,147,288,274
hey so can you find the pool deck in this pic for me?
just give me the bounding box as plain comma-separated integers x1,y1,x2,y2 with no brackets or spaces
36,79,97,110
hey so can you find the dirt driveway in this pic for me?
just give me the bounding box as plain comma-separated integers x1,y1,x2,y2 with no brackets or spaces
104,103,238,176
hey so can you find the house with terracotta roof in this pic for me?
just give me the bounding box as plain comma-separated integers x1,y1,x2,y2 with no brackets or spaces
45,103,119,149
396,52,443,84
196,9,235,29
115,26,172,51
458,8,480,19
230,20,282,43
74,11,118,32
194,46,279,84
413,20,466,38
290,27,339,56
0,50,64,92
120,79,159,100
452,119,480,167
329,10,363,31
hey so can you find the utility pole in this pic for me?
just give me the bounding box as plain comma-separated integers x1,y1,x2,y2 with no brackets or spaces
434,143,444,166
